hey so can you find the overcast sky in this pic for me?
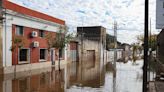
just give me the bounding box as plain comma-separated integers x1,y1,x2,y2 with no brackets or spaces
9,0,158,44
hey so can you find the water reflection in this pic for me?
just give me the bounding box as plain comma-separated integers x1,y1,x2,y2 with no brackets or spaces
0,59,143,92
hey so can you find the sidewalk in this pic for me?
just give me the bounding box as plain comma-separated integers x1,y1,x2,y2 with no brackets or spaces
148,81,164,92
155,81,164,92
149,82,156,92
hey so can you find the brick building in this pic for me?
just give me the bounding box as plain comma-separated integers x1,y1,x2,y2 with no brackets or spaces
157,29,164,64
0,0,67,74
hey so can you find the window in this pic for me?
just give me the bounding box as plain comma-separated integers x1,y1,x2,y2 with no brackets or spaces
40,49,47,61
19,49,30,63
16,25,24,36
39,30,45,37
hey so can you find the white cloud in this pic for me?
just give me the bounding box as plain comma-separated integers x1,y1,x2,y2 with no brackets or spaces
9,0,157,44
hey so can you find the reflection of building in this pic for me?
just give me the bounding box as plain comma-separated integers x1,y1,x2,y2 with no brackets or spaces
66,61,105,88
77,26,106,67
0,68,66,92
0,1,67,74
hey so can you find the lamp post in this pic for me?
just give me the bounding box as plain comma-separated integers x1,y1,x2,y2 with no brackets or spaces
143,0,149,92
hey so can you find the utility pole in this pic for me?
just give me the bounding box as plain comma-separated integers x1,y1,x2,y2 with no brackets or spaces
114,21,117,71
143,0,149,92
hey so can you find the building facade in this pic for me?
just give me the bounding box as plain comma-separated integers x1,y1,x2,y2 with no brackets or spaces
77,26,106,67
0,1,67,74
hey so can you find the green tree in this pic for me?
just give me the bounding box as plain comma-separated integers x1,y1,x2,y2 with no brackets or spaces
46,26,72,70
10,36,27,76
137,34,157,51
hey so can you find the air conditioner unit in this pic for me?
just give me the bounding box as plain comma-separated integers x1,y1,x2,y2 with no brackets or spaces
31,31,38,37
32,41,39,47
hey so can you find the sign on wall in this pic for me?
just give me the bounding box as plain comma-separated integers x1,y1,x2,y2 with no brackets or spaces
156,0,164,29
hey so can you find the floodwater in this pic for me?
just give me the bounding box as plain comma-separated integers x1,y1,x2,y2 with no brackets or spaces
0,60,143,92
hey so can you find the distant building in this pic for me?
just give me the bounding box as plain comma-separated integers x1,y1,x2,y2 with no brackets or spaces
77,26,106,68
120,43,131,62
0,1,67,74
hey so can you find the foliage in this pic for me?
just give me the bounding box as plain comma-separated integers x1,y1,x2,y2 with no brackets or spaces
45,26,73,52
52,26,72,49
137,34,157,51
10,36,26,51
45,33,55,52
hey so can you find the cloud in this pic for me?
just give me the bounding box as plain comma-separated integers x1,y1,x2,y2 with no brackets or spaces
9,0,157,44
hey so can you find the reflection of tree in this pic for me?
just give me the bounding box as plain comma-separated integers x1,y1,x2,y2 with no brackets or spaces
55,70,64,92
18,77,30,92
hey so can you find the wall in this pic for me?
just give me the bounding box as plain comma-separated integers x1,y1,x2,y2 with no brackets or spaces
69,42,78,62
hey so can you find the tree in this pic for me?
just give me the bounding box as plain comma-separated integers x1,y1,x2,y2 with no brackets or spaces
131,44,139,64
137,34,157,51
10,36,27,76
46,26,72,70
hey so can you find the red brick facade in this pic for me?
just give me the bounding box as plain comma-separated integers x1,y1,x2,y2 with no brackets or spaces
12,25,64,65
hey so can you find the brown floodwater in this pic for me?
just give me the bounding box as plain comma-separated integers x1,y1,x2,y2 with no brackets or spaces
0,60,143,92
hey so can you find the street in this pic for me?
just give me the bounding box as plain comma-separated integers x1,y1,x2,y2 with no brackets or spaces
0,59,143,92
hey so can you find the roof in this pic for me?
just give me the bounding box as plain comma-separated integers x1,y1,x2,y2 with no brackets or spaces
2,0,65,25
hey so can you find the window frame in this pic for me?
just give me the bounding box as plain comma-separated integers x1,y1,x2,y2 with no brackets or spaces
39,48,47,62
18,48,30,64
15,25,24,36
39,30,45,38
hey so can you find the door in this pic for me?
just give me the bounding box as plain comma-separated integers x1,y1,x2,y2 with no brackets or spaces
51,49,55,65
86,50,95,68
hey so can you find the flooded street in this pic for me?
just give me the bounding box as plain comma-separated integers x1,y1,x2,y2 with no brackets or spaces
0,60,143,92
